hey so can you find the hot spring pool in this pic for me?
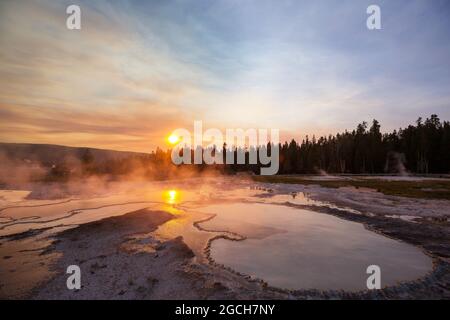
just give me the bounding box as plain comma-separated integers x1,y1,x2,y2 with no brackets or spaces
198,203,432,291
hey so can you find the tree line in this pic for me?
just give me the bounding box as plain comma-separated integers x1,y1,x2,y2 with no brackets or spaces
277,114,449,174
46,114,449,180
173,114,450,175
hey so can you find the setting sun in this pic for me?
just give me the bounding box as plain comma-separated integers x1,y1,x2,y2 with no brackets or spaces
168,134,180,145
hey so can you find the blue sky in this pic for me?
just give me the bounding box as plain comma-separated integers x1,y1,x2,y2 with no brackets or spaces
1,0,449,151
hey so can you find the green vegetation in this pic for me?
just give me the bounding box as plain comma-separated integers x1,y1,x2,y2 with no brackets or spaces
252,175,450,200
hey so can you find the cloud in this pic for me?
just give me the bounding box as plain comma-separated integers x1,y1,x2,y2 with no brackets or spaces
1,0,450,151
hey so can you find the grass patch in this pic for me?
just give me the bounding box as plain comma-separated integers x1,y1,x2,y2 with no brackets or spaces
252,175,450,200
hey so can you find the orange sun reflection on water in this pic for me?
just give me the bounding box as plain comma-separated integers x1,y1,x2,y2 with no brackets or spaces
163,189,180,204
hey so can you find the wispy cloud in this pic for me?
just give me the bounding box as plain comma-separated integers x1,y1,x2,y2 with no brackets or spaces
1,0,449,151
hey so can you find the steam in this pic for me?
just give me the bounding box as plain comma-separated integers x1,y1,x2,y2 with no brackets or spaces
0,150,227,200
385,152,410,176
0,151,47,186
317,168,329,176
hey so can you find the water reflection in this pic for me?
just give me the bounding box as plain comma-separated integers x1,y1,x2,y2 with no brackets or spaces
163,189,179,205
267,192,362,215
200,203,432,291
0,180,434,295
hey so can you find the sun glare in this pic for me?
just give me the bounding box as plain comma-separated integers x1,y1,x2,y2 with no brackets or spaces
168,134,179,144
164,189,179,204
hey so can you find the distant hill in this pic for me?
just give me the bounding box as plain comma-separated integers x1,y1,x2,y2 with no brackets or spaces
0,143,149,165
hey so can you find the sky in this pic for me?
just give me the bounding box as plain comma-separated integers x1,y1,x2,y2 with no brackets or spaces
1,0,450,152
